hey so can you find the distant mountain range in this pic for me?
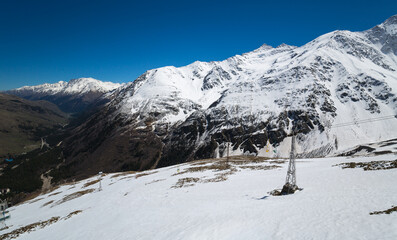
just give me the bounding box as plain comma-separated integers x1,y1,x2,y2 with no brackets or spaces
3,15,397,181
5,78,122,113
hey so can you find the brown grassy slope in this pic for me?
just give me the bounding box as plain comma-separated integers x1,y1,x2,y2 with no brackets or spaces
0,93,68,156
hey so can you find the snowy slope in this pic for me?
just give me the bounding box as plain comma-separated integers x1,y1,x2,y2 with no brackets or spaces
2,152,397,240
6,78,122,113
10,78,121,96
83,15,397,165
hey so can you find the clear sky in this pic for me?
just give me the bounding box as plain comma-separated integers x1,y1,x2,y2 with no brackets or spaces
0,0,396,90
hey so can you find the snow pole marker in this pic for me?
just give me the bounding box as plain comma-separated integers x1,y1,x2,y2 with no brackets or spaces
98,172,103,191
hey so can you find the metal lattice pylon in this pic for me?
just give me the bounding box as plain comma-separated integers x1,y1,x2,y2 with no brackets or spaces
281,134,298,194
285,135,296,187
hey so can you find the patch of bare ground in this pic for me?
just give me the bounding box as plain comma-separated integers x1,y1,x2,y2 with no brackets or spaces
119,176,135,181
172,165,238,188
189,156,273,167
336,159,397,171
0,210,83,240
228,156,271,165
12,190,42,206
0,216,60,240
41,200,54,208
41,185,61,195
48,191,62,197
171,156,282,187
63,210,83,220
62,180,79,186
15,186,62,206
111,170,158,181
172,162,233,176
0,226,9,232
82,179,100,188
48,184,61,190
135,171,158,178
172,177,200,188
111,171,136,179
370,206,397,215
135,171,158,179
269,160,287,164
28,197,44,204
145,179,166,185
190,159,213,166
54,189,95,206
238,165,281,171
201,168,237,183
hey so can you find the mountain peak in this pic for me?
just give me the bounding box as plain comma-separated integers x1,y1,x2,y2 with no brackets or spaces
383,14,397,26
258,43,274,50
68,77,97,84
378,15,397,35
367,15,397,36
276,43,296,50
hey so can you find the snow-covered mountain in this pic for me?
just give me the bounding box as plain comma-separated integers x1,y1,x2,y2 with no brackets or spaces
6,78,122,113
59,16,397,176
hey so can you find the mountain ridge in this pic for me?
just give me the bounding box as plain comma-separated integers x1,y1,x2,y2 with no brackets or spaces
3,16,397,180
10,77,121,95
5,78,122,113
52,15,397,178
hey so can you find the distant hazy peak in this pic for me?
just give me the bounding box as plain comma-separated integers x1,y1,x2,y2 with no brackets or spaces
14,77,122,95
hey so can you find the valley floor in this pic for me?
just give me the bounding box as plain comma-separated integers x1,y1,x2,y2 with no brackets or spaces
1,154,397,240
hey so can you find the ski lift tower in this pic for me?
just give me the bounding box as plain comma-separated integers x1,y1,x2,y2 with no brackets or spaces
281,129,299,194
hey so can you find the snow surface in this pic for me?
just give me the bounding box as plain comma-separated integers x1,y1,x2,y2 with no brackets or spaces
2,151,397,239
14,78,122,95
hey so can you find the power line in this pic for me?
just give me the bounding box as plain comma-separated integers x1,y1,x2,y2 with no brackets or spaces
330,115,397,128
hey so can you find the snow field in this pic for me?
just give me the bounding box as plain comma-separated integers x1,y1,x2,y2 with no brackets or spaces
2,154,397,240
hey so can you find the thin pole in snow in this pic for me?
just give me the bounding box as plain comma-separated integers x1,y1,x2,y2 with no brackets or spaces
98,172,103,191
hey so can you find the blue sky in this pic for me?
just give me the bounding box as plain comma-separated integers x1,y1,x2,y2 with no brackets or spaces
0,0,396,90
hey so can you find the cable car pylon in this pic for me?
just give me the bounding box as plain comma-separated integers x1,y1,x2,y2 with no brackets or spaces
281,132,299,194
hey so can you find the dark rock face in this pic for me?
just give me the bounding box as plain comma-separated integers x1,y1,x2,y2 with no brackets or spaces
202,66,231,90
366,15,397,56
335,73,397,114
157,109,321,167
57,98,322,178
60,107,164,180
